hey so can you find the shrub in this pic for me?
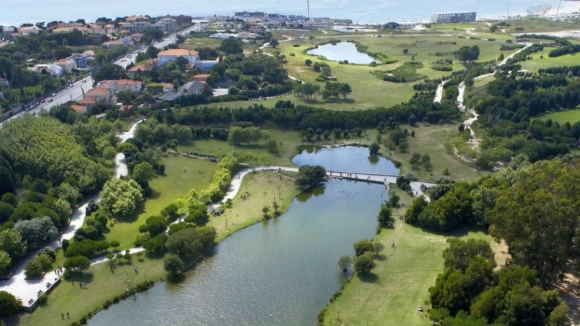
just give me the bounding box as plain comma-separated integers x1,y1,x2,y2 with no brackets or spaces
24,259,43,278
0,291,22,317
354,252,376,274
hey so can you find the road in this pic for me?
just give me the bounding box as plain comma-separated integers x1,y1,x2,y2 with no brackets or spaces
0,24,203,128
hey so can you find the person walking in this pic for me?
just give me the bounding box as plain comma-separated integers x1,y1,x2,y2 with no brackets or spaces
67,312,70,319
61,313,64,320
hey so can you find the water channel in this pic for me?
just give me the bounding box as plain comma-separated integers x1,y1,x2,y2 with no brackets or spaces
306,42,379,65
88,147,397,325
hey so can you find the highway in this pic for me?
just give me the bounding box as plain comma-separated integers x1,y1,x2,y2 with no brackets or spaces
0,24,203,128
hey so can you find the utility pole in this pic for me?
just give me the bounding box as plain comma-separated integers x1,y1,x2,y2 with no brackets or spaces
307,0,310,19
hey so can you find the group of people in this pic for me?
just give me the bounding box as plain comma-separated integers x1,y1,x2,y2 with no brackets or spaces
54,265,64,276
241,191,251,200
61,312,70,320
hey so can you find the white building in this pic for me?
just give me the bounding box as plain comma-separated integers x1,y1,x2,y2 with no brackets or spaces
155,18,178,33
116,79,143,92
157,49,199,65
55,58,77,74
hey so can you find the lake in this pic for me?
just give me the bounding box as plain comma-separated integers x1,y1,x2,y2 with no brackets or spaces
306,42,378,64
87,179,388,326
293,145,400,175
2,0,575,26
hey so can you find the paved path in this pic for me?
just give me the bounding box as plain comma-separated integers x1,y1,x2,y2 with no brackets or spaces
433,80,448,103
0,120,144,307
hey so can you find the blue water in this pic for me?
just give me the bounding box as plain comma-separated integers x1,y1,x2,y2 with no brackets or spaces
293,146,400,175
307,42,379,64
87,179,387,326
0,0,570,26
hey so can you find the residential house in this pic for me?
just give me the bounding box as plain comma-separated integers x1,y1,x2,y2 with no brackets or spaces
155,18,178,33
195,57,221,72
157,49,199,65
96,80,118,93
129,33,143,43
162,83,175,92
116,79,143,92
118,37,135,46
122,21,158,33
126,15,150,23
70,53,89,68
104,24,115,35
101,40,124,48
31,64,63,76
181,81,205,94
70,104,88,114
78,87,115,109
2,27,15,39
18,26,41,36
0,42,8,49
52,26,91,34
55,58,77,74
192,74,209,83
128,64,153,77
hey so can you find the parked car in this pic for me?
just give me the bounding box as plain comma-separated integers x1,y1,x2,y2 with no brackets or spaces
52,93,56,97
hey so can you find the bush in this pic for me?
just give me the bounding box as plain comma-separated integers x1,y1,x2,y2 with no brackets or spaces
164,254,184,276
0,291,22,317
353,239,373,256
63,256,91,271
354,252,376,274
24,259,43,278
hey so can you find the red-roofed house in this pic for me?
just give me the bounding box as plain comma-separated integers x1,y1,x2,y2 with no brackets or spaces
157,49,199,65
79,87,115,109
116,79,143,92
70,104,88,114
192,74,209,83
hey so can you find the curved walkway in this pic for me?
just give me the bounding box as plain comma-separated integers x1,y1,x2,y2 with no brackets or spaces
0,120,144,307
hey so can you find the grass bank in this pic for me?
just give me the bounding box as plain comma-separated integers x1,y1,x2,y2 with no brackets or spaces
322,189,507,326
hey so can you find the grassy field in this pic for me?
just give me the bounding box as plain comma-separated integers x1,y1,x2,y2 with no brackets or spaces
368,124,485,182
103,153,216,249
322,189,508,326
537,109,580,124
518,48,580,72
6,254,166,326
177,128,306,166
208,171,301,241
10,171,302,326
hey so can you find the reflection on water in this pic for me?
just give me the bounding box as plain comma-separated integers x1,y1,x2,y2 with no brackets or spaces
293,146,399,175
307,42,379,64
88,179,386,326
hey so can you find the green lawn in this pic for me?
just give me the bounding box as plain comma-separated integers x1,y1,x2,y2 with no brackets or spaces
368,124,485,182
6,255,166,326
117,115,145,131
323,189,507,326
177,129,306,167
208,171,301,240
537,109,580,124
518,48,580,72
104,153,216,249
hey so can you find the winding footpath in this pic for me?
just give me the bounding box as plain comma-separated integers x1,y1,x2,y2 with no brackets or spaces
1,117,433,309
0,120,144,308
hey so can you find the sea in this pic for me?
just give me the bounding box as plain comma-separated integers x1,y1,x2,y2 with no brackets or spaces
0,0,578,26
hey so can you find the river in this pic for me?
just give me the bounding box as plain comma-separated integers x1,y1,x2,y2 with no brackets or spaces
87,179,388,326
2,0,575,26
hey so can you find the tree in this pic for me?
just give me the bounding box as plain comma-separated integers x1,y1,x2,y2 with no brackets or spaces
369,142,380,156
132,162,156,184
99,178,143,216
377,204,393,227
219,38,243,54
164,254,184,277
143,216,167,236
142,234,168,254
270,38,279,48
295,165,326,190
110,240,120,251
354,239,373,256
166,228,202,257
63,256,91,271
0,251,11,274
354,252,376,274
0,202,14,223
185,204,208,226
486,160,580,284
0,230,28,262
409,153,422,166
35,253,53,271
93,63,128,83
456,46,480,63
403,48,409,54
57,183,81,207
14,216,58,249
0,291,21,317
372,243,385,257
443,239,494,272
338,255,352,272
339,83,352,100
408,114,417,126
24,259,43,278
266,139,279,154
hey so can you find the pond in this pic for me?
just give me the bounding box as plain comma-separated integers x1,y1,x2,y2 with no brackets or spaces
306,42,379,64
88,179,388,326
293,145,400,175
